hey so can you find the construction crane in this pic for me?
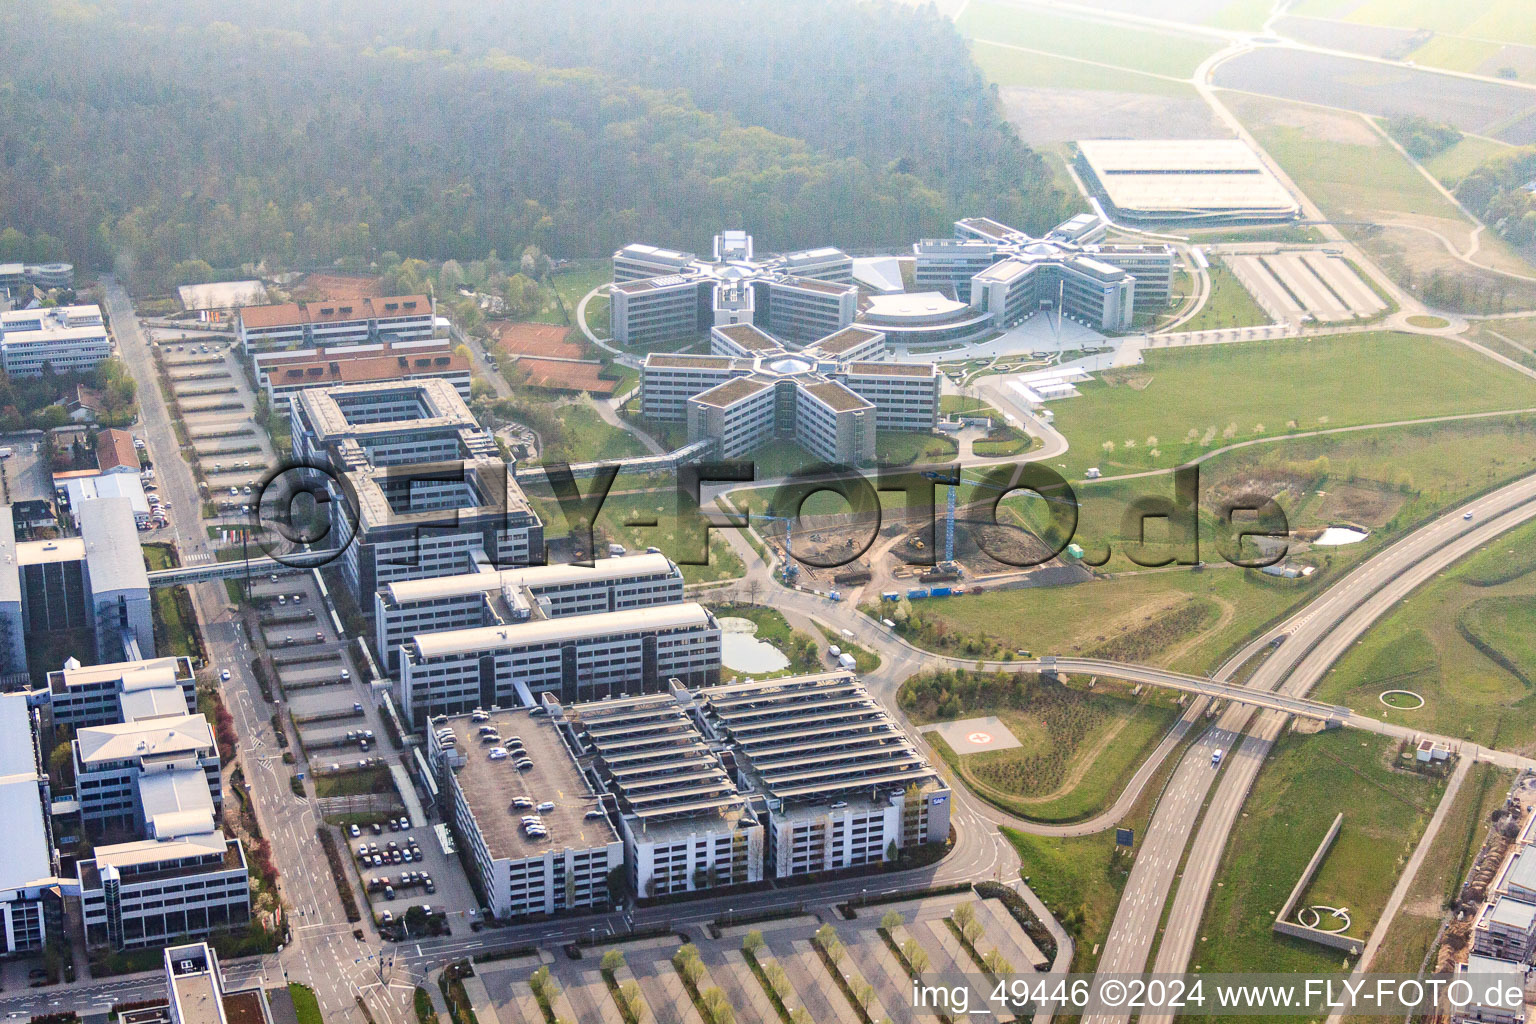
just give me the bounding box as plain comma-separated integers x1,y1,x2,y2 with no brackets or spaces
923,468,1076,566
750,512,800,578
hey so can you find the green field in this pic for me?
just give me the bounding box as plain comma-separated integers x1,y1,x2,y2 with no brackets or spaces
1177,260,1274,332
891,413,1536,671
1190,731,1445,983
1314,516,1536,753
903,670,1179,822
970,40,1196,95
958,0,1221,78
876,431,959,466
1291,0,1536,46
289,984,325,1024
1046,332,1536,478
1365,763,1513,977
529,487,745,585
1423,135,1514,186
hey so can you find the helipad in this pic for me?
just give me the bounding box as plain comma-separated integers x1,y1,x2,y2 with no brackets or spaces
930,715,1023,756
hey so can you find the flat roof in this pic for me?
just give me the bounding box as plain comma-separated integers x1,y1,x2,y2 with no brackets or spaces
384,553,678,605
698,672,940,805
90,830,231,872
803,381,873,413
239,295,429,330
958,217,1024,241
167,947,226,1024
861,291,970,321
139,769,216,838
441,708,615,861
1077,138,1298,215
1488,895,1536,930
611,275,696,294
410,602,716,660
272,351,467,388
773,276,855,297
841,361,936,379
0,693,52,891
713,324,782,352
569,694,751,835
809,326,881,355
645,354,739,370
79,496,150,592
17,536,85,565
691,377,772,410
0,507,18,606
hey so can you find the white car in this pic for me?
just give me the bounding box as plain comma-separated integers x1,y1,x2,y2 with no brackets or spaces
219,669,231,681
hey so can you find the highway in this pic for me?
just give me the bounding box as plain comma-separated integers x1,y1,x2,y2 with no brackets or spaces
1083,474,1536,1024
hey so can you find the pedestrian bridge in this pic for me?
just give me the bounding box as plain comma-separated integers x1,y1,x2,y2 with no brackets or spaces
147,550,342,587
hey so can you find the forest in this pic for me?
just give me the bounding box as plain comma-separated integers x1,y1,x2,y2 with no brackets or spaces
0,0,1069,291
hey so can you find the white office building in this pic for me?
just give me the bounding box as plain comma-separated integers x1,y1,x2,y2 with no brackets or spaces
398,603,721,726
562,692,763,899
695,673,950,879
427,708,622,920
79,831,251,950
47,655,197,730
0,693,62,954
73,714,222,832
375,553,686,674
0,304,111,377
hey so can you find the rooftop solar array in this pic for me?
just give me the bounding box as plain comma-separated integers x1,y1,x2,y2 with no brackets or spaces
698,673,940,804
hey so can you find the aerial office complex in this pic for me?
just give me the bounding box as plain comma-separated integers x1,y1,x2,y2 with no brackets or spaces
694,673,950,877
0,303,111,376
0,262,75,292
612,221,1175,344
641,323,940,465
236,294,435,353
374,553,686,674
398,602,721,725
1075,139,1301,225
256,339,470,410
427,707,622,919
430,671,948,914
562,693,763,898
291,380,542,598
160,943,276,1024
46,655,197,730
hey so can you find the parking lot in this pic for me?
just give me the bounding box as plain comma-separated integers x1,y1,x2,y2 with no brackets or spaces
156,336,278,519
1227,250,1387,325
344,816,481,936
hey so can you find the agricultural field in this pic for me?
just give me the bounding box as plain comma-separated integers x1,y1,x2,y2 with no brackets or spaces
1313,515,1536,754
1190,731,1446,980
1215,48,1536,143
1045,331,1536,478
1227,93,1536,308
1176,260,1273,332
1288,0,1536,49
902,669,1181,823
957,1,1221,78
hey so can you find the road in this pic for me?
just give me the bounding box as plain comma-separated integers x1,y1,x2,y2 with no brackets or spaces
1081,474,1536,1024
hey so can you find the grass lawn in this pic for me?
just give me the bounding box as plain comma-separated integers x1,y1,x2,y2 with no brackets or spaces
289,983,325,1024
1190,731,1446,981
875,431,958,466
530,488,745,585
814,623,881,673
1366,763,1513,978
532,260,611,326
1423,134,1514,186
1313,515,1536,753
142,542,179,570
314,765,394,798
1047,332,1536,478
1003,717,1207,971
903,670,1179,823
895,413,1536,671
958,0,1221,78
538,402,649,464
153,586,201,660
1178,260,1273,332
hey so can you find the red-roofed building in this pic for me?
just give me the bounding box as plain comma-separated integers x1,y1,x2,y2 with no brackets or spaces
255,341,470,409
235,295,435,354
96,428,140,474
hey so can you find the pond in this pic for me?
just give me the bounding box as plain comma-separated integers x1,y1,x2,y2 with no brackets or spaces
1314,526,1368,546
718,616,790,674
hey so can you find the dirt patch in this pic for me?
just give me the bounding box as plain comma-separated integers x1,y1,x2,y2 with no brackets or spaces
293,272,383,300
1237,95,1382,146
509,358,616,395
1100,369,1154,390
1313,484,1407,529
493,321,586,360
996,85,1224,145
